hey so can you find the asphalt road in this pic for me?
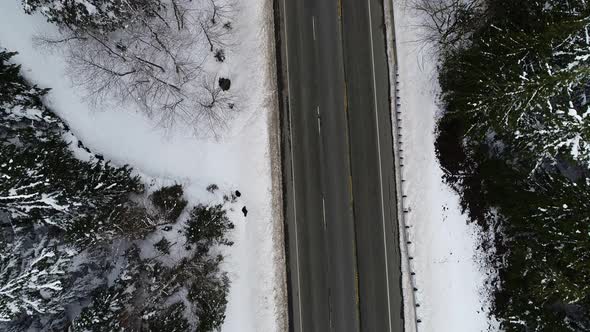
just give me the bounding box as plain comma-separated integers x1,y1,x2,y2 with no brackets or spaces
275,0,403,330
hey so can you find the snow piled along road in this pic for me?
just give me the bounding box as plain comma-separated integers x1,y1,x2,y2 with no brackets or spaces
387,0,499,331
0,0,286,331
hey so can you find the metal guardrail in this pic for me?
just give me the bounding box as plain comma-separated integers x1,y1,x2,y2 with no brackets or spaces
384,0,421,331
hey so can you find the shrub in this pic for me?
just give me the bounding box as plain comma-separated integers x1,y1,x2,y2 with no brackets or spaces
206,184,219,193
154,237,171,255
150,185,188,222
184,204,234,255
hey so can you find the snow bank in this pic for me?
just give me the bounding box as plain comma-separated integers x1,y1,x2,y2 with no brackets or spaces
386,0,499,331
0,0,285,331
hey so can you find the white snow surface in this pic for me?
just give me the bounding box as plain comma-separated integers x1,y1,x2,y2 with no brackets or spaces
389,1,499,331
0,0,284,331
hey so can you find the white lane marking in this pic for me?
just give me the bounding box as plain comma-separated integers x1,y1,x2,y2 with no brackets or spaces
317,106,321,135
312,16,317,41
282,1,304,331
322,196,327,229
366,0,393,331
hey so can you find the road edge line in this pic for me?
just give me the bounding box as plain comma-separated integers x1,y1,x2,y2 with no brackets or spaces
366,0,394,331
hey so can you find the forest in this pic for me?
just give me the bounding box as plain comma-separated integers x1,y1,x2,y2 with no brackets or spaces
422,0,590,330
0,49,235,331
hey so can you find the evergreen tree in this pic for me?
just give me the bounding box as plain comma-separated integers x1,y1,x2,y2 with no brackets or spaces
185,204,234,255
22,0,163,34
496,174,590,331
188,259,229,332
172,251,230,332
0,50,142,329
435,0,590,330
73,242,231,332
0,51,48,108
71,246,141,332
150,184,188,222
146,302,190,332
0,235,72,322
440,0,590,169
1,50,143,232
1,49,234,331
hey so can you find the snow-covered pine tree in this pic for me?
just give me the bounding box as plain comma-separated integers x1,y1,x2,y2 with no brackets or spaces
440,0,590,170
0,50,144,329
145,302,190,332
185,204,234,255
0,234,73,323
1,50,235,331
71,246,142,332
150,184,188,222
73,242,230,332
496,173,590,331
22,0,163,34
188,269,229,332
182,252,229,332
1,50,144,232
435,1,590,330
0,51,48,108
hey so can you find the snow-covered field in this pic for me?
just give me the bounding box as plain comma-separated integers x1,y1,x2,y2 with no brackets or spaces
386,0,499,331
0,0,285,331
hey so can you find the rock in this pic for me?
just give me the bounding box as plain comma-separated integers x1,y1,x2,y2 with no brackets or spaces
215,49,225,62
219,77,231,91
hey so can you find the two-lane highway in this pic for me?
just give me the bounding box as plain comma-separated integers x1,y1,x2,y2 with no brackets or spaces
275,0,403,330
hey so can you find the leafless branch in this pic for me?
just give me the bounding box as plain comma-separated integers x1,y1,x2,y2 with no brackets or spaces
34,0,238,136
411,0,486,54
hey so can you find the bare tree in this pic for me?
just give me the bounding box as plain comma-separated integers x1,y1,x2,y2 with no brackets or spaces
412,0,486,53
194,74,237,138
199,0,236,52
36,0,237,135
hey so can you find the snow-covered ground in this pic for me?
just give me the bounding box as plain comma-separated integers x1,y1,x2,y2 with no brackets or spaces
0,0,285,331
385,0,499,331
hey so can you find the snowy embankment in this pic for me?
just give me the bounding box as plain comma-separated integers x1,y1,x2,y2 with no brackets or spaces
0,0,285,331
384,0,498,331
